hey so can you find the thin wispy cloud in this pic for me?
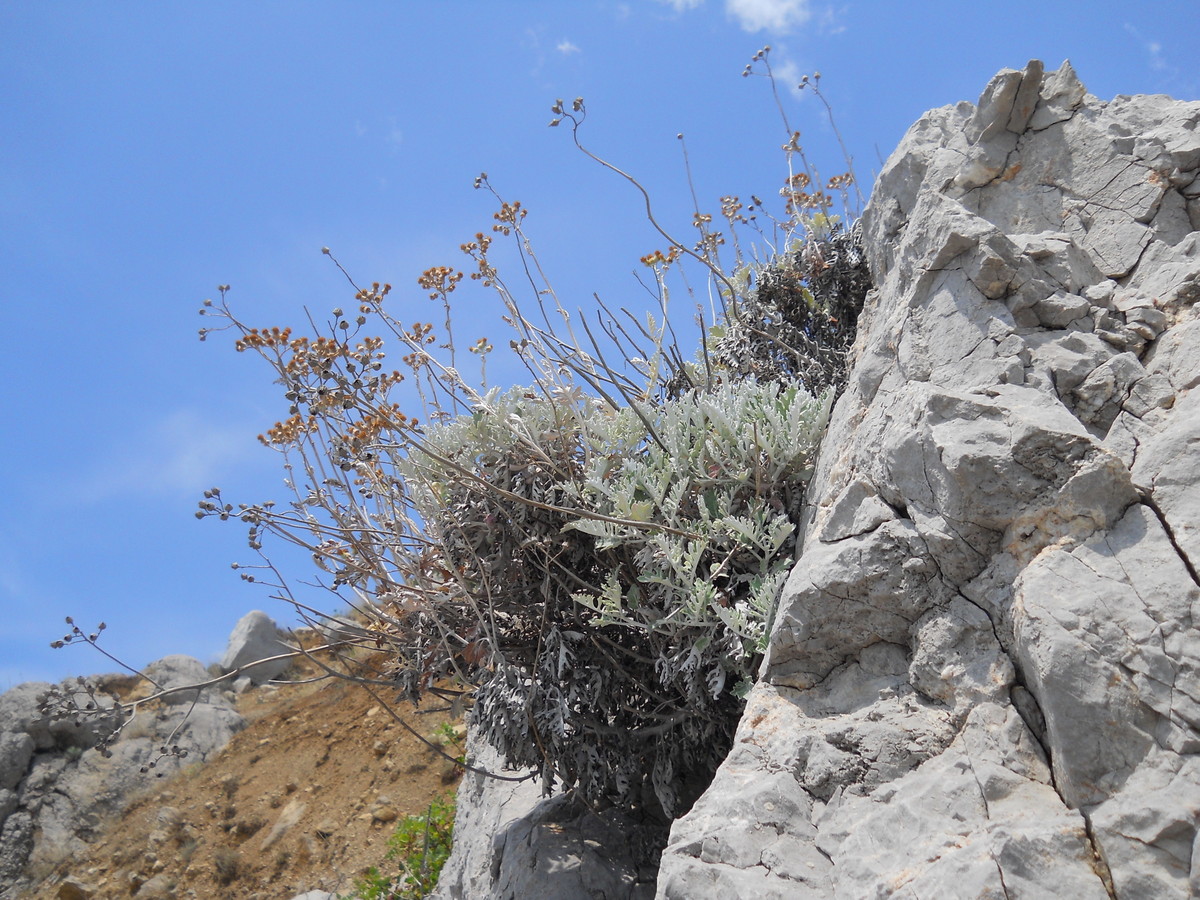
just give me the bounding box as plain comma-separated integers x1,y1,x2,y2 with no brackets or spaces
656,0,814,33
653,0,825,99
1121,23,1193,96
351,116,404,151
814,4,845,35
772,56,807,99
523,27,585,81
385,117,404,150
67,409,261,505
727,0,811,32
1122,23,1166,71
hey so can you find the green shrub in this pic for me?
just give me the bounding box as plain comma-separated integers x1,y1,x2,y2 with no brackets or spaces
405,379,830,817
344,794,455,900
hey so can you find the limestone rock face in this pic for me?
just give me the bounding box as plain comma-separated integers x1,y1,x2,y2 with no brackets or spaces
658,61,1200,899
432,729,662,900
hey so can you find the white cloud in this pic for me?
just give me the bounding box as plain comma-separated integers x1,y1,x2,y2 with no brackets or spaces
557,39,581,55
726,0,812,33
1145,39,1167,71
740,40,811,100
351,117,403,151
815,4,845,35
70,409,260,504
1123,23,1168,72
656,0,816,34
772,57,809,99
385,116,404,149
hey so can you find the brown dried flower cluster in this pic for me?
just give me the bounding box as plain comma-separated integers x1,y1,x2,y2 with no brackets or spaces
491,200,526,236
461,231,497,287
640,247,683,267
418,266,464,300
234,326,293,352
258,413,317,446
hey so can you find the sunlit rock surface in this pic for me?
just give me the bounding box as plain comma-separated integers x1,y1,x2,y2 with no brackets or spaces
658,60,1200,899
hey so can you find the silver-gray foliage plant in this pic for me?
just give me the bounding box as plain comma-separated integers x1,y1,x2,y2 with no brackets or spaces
403,379,830,816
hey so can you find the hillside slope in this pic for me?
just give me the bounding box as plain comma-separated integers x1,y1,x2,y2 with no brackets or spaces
22,658,461,899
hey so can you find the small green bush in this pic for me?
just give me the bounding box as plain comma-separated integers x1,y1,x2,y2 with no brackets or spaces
344,794,455,900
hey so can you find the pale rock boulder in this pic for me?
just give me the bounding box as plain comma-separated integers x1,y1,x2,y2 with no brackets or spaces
219,609,291,685
659,61,1200,898
0,811,35,890
0,681,112,752
22,664,245,878
0,683,57,751
0,732,34,792
0,607,287,892
432,728,661,900
142,653,217,704
431,734,543,900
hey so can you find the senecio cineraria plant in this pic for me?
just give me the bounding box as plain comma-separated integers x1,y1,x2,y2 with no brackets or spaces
196,49,869,821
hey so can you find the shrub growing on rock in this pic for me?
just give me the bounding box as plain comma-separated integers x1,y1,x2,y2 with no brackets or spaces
712,216,870,394
401,378,830,816
197,50,870,822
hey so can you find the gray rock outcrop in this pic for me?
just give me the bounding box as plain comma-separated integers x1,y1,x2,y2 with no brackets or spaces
218,609,291,685
432,729,662,899
657,60,1200,899
432,62,1199,899
0,651,247,897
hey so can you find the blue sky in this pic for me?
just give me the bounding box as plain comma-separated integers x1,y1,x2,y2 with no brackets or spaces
2,1,1196,688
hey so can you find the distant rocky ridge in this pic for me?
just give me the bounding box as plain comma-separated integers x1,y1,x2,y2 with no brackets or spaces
437,61,1200,898
0,610,289,898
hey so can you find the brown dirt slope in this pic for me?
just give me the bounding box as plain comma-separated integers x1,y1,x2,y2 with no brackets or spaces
28,658,464,900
